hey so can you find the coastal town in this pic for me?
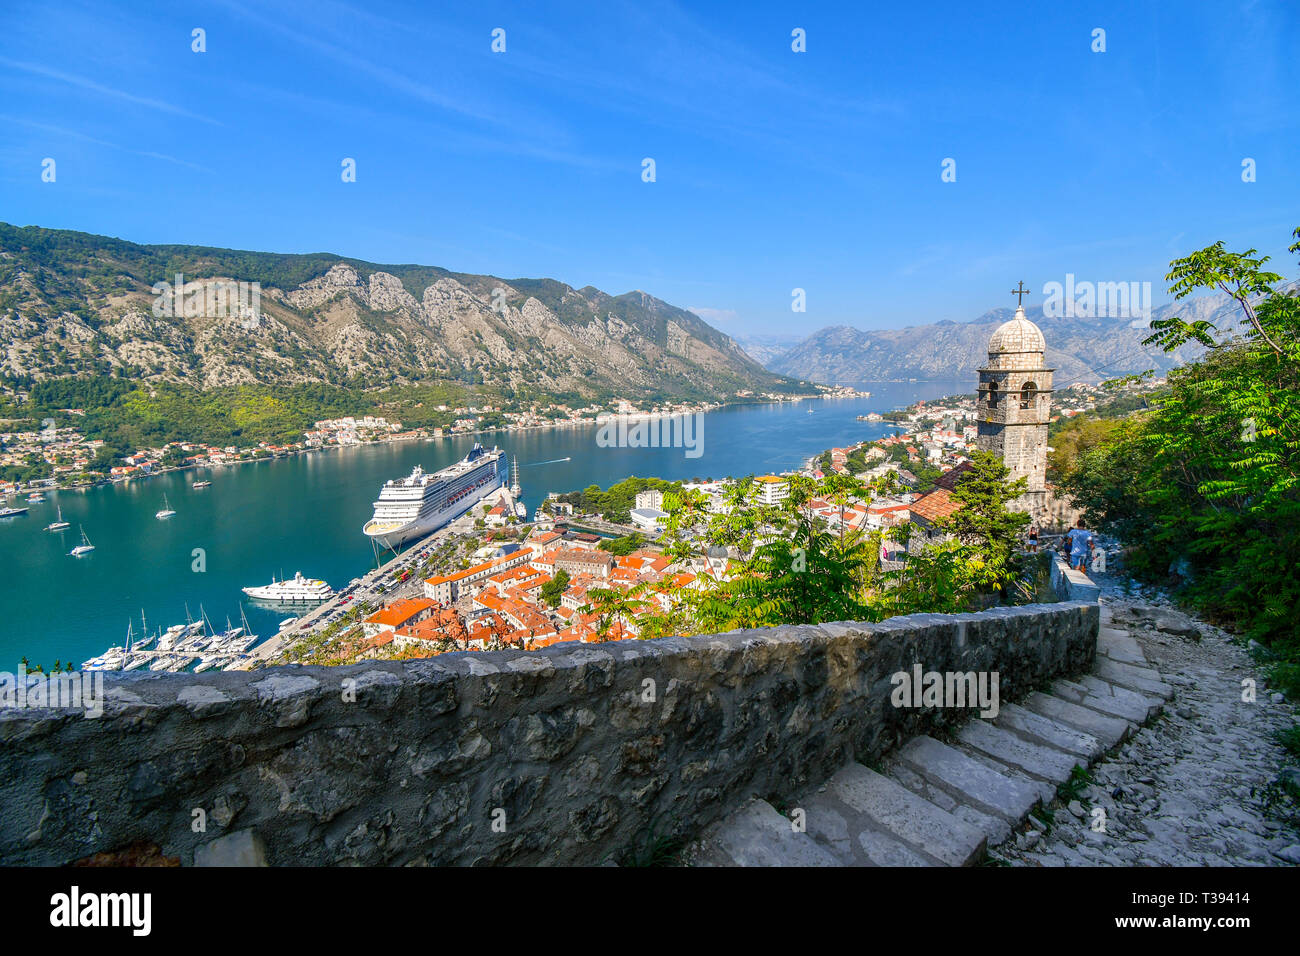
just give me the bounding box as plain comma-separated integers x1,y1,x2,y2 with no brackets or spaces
22,344,1158,677
262,376,1157,668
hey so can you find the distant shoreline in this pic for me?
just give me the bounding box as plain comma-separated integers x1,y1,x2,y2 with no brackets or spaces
14,390,855,493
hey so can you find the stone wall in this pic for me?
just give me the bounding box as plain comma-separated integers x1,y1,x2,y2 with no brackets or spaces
1051,552,1101,604
0,601,1098,867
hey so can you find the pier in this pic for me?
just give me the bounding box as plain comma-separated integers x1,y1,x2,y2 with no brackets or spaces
242,519,468,667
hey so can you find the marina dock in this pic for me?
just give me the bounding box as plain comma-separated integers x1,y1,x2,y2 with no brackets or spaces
242,521,464,668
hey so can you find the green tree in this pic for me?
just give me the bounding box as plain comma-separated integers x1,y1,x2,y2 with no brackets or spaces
1064,226,1300,692
539,569,570,609
579,585,647,641
936,451,1030,595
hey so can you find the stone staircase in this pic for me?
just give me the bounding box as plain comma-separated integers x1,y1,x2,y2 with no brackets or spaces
689,605,1174,866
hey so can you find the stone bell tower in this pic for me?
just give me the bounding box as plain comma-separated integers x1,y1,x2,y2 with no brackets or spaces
976,282,1053,516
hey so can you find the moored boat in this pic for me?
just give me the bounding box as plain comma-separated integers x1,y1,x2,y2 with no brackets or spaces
242,571,333,604
363,443,508,550
69,526,95,556
46,506,70,531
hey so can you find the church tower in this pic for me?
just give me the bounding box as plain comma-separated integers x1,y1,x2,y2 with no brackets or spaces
976,283,1053,516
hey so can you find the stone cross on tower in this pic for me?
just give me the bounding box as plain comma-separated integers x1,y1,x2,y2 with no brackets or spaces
975,286,1054,517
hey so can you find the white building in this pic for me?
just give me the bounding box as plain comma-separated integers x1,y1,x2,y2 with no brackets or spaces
630,507,668,532
635,488,664,511
755,475,789,507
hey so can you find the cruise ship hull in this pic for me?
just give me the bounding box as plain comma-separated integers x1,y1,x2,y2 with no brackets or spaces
363,486,498,549
363,446,507,550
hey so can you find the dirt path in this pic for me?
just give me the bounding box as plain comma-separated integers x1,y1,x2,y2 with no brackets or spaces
997,571,1300,866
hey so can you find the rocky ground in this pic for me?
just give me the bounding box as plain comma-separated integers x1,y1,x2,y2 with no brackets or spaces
995,568,1300,867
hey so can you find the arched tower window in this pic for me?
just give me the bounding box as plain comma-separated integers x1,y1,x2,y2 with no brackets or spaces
987,381,1000,407
1020,381,1037,409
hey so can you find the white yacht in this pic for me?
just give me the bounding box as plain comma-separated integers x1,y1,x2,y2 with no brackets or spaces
193,656,228,673
155,493,176,519
193,479,212,489
0,505,28,518
46,506,70,532
82,652,126,671
69,526,95,556
363,443,508,549
242,571,333,604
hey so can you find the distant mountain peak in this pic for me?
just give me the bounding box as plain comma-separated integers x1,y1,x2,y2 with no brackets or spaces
765,290,1257,386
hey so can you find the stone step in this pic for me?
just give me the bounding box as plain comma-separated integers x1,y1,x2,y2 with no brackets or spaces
1097,627,1147,665
955,719,1082,784
809,762,986,866
885,761,1013,847
694,798,841,867
993,702,1103,760
799,791,934,866
895,735,1041,824
1050,678,1155,724
1023,691,1132,749
1092,657,1174,699
1077,674,1164,720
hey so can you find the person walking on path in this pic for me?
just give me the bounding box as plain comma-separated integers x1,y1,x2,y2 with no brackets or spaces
1066,518,1094,572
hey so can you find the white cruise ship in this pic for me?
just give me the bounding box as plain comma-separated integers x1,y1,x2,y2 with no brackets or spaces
363,443,507,549
242,571,333,604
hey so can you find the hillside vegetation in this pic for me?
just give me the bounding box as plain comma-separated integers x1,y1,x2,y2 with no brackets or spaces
0,222,799,403
1060,228,1300,695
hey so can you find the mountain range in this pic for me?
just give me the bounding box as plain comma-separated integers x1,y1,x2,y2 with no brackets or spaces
761,292,1274,386
3,221,1276,402
0,223,796,403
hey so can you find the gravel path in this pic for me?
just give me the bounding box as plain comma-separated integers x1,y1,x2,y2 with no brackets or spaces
996,571,1300,866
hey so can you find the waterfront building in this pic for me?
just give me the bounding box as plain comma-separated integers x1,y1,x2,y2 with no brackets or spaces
635,488,664,511
630,507,668,532
754,475,789,506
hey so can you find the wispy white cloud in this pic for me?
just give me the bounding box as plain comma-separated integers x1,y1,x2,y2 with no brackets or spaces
0,114,216,172
212,0,510,128
0,56,221,125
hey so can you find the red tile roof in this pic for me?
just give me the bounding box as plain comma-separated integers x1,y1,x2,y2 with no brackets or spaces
909,488,965,523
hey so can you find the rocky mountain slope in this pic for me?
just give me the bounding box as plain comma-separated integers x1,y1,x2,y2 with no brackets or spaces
0,223,796,401
766,291,1279,386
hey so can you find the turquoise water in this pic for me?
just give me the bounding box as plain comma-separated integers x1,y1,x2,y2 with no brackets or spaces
0,381,965,665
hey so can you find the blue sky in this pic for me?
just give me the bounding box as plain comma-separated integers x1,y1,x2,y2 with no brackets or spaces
1,0,1296,336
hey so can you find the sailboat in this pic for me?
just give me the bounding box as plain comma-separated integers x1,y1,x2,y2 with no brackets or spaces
155,492,177,519
69,525,95,556
46,506,70,532
134,610,156,649
510,457,527,519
